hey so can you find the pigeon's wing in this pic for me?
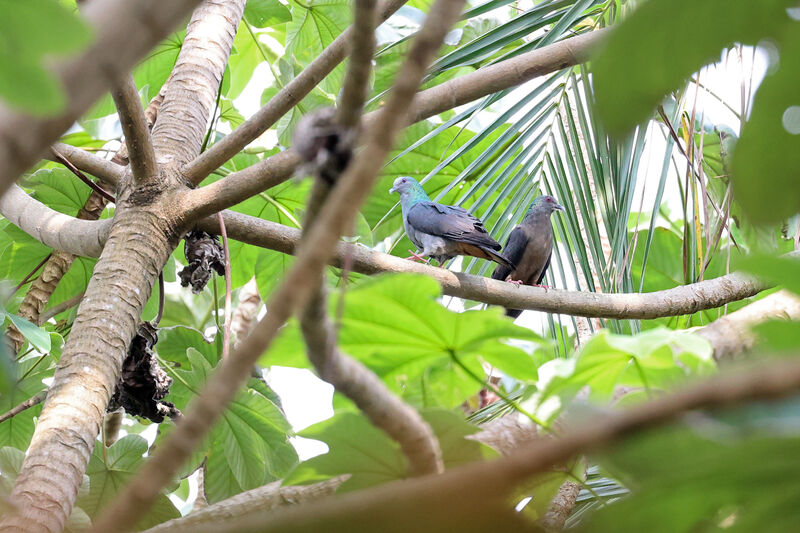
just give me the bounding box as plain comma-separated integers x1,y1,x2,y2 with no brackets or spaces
407,202,501,250
491,226,529,281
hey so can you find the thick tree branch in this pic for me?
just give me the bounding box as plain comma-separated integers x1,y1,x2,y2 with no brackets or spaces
111,75,157,184
183,28,608,219
142,477,346,533
698,289,800,362
167,358,800,533
48,143,124,188
91,1,465,529
0,185,111,257
0,0,203,199
183,0,409,184
151,0,246,167
197,216,773,320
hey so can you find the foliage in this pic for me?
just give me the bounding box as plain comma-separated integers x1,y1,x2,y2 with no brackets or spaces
3,0,800,530
0,0,90,114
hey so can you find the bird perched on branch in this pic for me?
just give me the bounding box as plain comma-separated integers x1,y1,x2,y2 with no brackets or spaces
389,176,514,268
491,195,565,318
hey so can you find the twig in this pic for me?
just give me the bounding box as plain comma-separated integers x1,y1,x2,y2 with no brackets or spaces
161,358,800,533
39,293,86,324
11,254,52,297
0,391,47,424
198,215,781,320
47,143,125,188
218,213,232,360
110,75,157,184
183,0,410,185
50,147,115,203
91,0,465,528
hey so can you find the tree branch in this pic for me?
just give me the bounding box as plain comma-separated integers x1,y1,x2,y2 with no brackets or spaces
49,147,115,203
142,477,346,533
150,0,246,167
183,0,409,184
197,215,774,320
0,0,203,199
337,0,378,128
293,0,442,478
0,391,46,424
91,0,465,528
48,143,124,188
167,358,800,533
110,75,157,184
0,185,111,257
183,28,608,219
698,289,800,362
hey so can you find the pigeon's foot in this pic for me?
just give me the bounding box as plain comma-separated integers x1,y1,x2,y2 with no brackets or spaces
532,283,551,292
505,279,524,286
405,250,430,263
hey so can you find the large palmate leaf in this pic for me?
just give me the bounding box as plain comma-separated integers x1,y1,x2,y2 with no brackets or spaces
530,328,715,423
283,409,495,491
164,348,297,503
266,273,547,408
285,0,351,94
78,436,180,530
0,354,54,450
0,447,92,532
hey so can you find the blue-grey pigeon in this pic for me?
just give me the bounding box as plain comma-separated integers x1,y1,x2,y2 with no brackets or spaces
389,176,514,268
491,195,565,318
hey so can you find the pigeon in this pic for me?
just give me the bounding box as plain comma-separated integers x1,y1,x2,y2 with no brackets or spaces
491,195,565,318
389,176,514,268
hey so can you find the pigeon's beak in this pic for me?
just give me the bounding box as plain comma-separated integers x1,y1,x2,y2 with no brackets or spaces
553,203,566,212
389,185,398,194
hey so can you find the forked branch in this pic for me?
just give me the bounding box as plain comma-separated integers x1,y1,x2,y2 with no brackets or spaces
110,75,157,184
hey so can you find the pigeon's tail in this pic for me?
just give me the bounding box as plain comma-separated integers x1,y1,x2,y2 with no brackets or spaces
505,307,522,319
483,247,516,270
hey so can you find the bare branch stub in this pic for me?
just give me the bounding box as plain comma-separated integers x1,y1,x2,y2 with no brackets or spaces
110,75,158,184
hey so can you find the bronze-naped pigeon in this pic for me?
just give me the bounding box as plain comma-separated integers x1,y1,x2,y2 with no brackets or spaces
389,176,514,268
491,195,565,318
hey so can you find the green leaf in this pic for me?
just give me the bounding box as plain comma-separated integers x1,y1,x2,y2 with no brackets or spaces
592,0,796,136
0,354,53,450
267,274,545,408
532,328,715,423
0,0,91,114
735,254,800,296
284,409,494,491
79,436,180,529
6,314,51,353
285,0,351,94
582,408,800,532
245,0,292,28
732,25,800,222
27,167,93,216
164,349,297,503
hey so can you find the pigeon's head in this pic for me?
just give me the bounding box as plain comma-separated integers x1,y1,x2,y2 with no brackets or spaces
389,176,424,196
528,195,565,215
